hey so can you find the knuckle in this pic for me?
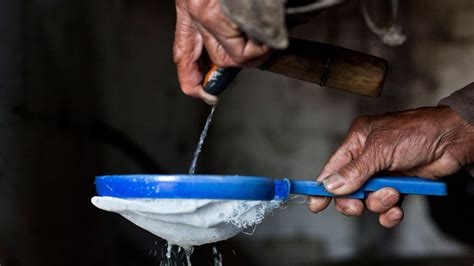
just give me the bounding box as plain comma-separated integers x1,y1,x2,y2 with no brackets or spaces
219,55,242,67
204,47,236,67
200,12,217,27
345,117,370,146
208,53,233,67
343,160,367,182
231,49,268,66
336,199,364,216
351,116,370,130
227,48,263,66
207,54,225,66
189,2,221,26
173,43,186,65
344,145,361,159
230,54,249,65
187,0,206,19
367,189,399,213
173,51,182,65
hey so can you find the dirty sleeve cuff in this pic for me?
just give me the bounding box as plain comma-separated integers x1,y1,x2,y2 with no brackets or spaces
438,82,474,125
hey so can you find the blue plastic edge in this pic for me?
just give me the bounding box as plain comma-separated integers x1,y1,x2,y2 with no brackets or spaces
95,174,278,200
364,176,447,196
274,179,290,200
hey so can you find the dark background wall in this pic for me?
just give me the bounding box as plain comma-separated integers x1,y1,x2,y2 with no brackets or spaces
0,0,473,265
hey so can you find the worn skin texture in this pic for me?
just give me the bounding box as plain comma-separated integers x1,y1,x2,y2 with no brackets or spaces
439,83,474,176
173,0,271,104
308,106,474,228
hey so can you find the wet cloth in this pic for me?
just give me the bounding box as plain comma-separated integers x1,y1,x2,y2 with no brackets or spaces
91,197,280,248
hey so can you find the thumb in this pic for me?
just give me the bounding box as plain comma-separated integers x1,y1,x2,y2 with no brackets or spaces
322,151,379,195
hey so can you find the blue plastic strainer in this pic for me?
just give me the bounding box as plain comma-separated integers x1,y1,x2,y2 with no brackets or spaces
95,175,447,200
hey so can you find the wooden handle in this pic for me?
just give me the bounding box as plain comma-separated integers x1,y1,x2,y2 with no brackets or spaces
260,38,388,97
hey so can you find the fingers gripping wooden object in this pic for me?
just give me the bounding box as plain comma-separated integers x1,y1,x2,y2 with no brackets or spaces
204,38,388,98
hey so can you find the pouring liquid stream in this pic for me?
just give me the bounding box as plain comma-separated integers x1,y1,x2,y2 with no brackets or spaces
164,104,217,265
189,104,218,175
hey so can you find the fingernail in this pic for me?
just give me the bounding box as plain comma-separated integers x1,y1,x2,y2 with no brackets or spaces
323,174,345,191
388,209,402,221
381,191,398,207
343,206,355,216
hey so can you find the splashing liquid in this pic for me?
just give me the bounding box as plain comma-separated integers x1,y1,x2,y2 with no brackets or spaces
158,242,194,266
184,246,194,266
166,243,173,259
189,104,217,175
212,246,223,266
159,243,174,266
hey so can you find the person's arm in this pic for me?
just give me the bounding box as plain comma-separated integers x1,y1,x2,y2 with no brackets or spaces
308,86,474,227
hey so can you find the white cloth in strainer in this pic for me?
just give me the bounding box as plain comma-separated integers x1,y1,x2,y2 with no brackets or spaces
91,197,280,247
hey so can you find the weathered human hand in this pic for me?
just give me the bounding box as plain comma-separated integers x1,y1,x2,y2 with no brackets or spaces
173,0,271,104
308,106,474,228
